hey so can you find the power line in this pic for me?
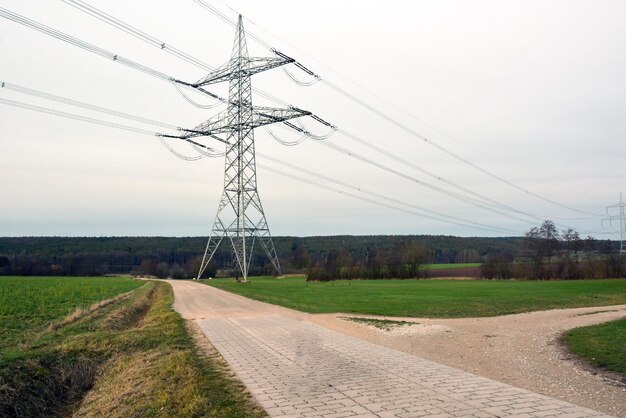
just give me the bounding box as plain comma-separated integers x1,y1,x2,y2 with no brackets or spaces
49,1,542,224
323,79,603,218
190,0,607,234
62,0,215,70
49,1,549,225
233,8,568,197
0,96,223,160
0,7,169,81
316,140,536,225
315,136,602,234
194,0,272,50
257,153,521,235
60,0,295,107
258,164,514,235
0,7,553,228
2,4,600,235
1,81,178,130
0,96,158,136
337,128,550,222
56,0,319,114
0,85,520,235
196,0,603,219
0,7,225,103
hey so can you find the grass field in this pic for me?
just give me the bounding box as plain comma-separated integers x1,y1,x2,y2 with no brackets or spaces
203,276,626,318
563,317,626,376
424,263,481,270
0,277,264,417
0,276,142,350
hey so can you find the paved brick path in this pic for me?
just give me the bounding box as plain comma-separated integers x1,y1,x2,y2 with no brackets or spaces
170,281,615,418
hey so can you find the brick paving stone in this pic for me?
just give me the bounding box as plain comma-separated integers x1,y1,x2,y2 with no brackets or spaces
189,295,616,418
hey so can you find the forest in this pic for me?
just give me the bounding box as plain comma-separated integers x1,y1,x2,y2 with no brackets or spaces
0,230,621,279
0,234,516,277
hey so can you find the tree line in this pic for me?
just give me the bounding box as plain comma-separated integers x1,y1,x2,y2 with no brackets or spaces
0,235,515,278
306,240,431,280
480,220,626,280
0,232,621,279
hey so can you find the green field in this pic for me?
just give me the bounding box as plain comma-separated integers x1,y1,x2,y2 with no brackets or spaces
0,276,142,350
424,263,481,270
0,277,263,417
203,277,626,318
564,317,626,376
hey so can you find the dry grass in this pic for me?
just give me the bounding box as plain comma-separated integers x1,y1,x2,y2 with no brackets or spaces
2,280,267,417
47,290,134,331
100,285,155,330
71,282,267,418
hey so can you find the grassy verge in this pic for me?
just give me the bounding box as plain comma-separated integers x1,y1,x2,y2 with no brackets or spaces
563,317,626,377
203,276,626,318
0,278,265,417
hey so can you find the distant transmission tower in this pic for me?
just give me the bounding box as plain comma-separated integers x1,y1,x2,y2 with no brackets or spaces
165,16,326,281
603,193,625,254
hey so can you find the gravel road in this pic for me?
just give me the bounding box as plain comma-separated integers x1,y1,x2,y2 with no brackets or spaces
313,306,626,417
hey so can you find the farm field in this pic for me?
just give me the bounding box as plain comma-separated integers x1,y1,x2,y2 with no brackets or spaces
564,317,626,376
0,277,263,417
423,263,481,270
203,276,626,318
0,276,142,350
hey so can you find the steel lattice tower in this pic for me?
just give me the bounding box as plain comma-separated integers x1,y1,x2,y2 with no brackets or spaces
604,193,626,254
170,16,312,281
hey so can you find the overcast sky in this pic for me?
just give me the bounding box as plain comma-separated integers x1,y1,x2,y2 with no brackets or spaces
0,0,625,238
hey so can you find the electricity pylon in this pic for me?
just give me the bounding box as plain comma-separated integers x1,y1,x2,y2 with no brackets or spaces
170,16,313,281
603,193,625,254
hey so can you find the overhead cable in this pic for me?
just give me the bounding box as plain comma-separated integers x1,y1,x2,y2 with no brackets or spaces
0,7,169,81
0,96,157,136
0,97,221,160
0,87,528,233
3,3,595,230
258,163,519,235
60,0,303,107
337,128,548,222
317,140,536,225
0,7,224,103
257,152,521,235
0,5,540,226
62,0,215,70
199,0,602,218
1,81,178,130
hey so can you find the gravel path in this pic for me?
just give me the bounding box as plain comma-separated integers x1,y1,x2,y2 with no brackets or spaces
168,280,623,417
312,306,626,417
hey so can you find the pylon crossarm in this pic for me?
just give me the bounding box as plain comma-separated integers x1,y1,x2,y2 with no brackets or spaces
222,226,267,233
253,106,311,123
179,106,311,139
195,56,295,87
